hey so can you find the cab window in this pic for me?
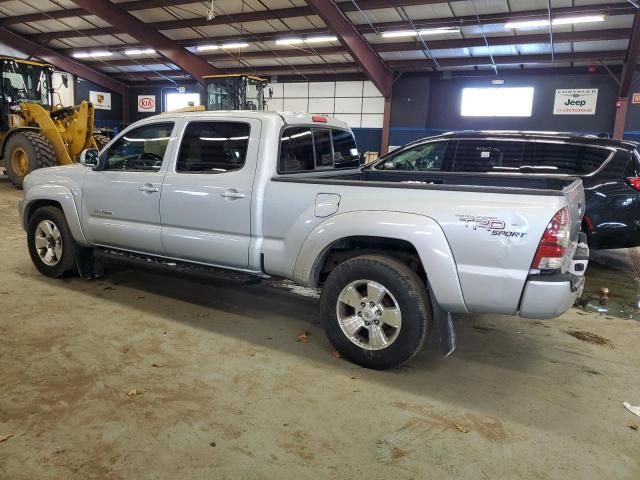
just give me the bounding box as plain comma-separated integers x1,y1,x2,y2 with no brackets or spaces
176,121,250,174
376,141,447,171
102,122,174,172
279,127,359,173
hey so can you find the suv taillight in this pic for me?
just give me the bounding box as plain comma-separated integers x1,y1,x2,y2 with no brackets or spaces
531,207,570,271
626,177,640,191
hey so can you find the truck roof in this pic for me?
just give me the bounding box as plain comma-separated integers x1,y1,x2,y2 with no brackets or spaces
150,110,350,130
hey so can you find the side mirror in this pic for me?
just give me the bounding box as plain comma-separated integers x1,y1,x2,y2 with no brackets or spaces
80,148,99,167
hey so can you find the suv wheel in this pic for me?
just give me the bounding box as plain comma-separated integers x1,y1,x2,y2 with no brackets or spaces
320,255,430,369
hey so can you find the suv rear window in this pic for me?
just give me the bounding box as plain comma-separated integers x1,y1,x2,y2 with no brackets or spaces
279,127,359,173
527,142,611,175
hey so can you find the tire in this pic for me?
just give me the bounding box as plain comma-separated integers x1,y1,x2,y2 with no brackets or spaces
320,255,431,370
4,131,56,188
27,206,78,278
93,134,110,150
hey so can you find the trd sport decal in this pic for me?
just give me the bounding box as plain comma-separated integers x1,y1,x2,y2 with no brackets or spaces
456,214,526,238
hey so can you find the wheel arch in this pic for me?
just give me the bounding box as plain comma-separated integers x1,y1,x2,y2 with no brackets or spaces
22,185,89,247
293,211,467,313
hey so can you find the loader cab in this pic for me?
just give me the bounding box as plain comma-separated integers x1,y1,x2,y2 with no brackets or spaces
204,74,268,111
0,58,54,130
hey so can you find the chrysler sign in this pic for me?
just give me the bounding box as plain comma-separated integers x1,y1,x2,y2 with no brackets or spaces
553,88,598,115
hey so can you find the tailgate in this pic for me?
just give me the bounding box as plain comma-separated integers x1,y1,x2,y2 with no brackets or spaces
562,178,586,242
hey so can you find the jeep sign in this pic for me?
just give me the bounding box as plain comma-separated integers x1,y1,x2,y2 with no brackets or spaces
137,95,156,113
553,88,598,115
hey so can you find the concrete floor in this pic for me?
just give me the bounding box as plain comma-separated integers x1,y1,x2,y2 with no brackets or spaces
1,176,639,479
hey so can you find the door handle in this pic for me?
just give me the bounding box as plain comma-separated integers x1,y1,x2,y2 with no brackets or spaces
139,184,159,193
221,189,245,199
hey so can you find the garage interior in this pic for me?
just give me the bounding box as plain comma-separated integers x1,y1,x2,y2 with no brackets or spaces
1,0,640,478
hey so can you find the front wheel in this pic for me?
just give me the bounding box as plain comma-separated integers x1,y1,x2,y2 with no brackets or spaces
320,255,431,370
27,206,78,278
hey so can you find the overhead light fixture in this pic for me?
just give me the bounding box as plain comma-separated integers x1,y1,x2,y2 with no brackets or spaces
381,27,460,38
125,48,156,55
197,42,249,51
275,35,338,45
72,51,112,59
505,14,605,29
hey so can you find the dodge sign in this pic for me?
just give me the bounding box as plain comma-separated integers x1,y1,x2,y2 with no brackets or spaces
553,88,598,115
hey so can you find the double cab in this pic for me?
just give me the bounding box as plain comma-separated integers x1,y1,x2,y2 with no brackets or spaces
19,112,588,369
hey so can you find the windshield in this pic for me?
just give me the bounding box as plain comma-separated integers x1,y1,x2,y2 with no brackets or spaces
375,141,447,171
2,61,51,105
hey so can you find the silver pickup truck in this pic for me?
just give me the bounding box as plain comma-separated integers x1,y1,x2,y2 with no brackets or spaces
19,111,589,369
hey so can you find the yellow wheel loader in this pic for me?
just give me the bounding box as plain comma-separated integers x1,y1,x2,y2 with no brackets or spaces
0,57,107,188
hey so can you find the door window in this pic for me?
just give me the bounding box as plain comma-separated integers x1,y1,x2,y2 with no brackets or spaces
176,121,250,173
453,140,524,172
528,142,611,175
102,122,174,171
376,141,448,171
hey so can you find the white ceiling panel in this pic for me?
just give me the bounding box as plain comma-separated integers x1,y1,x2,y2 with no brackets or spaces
573,39,629,52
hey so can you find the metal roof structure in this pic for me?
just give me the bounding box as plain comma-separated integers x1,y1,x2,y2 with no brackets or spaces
0,0,638,90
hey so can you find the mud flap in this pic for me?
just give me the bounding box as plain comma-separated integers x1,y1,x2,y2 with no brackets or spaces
428,286,456,357
75,248,104,279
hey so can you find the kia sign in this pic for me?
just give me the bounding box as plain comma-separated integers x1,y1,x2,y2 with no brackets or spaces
553,88,598,115
138,95,156,113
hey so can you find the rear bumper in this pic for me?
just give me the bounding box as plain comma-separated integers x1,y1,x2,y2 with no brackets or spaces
519,274,584,319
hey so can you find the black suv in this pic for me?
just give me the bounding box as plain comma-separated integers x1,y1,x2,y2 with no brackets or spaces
370,131,640,250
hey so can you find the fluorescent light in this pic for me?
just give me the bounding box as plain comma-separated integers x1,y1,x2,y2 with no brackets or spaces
196,42,250,51
72,51,112,58
221,42,249,49
505,15,605,29
125,48,156,55
418,27,460,35
275,36,337,45
381,30,418,38
553,14,605,25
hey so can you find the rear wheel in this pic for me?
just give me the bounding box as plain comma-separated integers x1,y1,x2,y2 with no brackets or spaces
4,131,56,188
27,206,78,278
320,255,430,370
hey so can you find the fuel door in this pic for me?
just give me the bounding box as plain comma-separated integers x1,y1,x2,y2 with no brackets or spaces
315,193,341,218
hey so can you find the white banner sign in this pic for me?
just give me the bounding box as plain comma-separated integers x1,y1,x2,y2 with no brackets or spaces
90,90,111,110
137,95,156,113
553,88,598,115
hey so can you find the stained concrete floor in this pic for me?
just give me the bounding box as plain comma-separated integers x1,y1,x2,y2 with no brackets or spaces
0,176,639,479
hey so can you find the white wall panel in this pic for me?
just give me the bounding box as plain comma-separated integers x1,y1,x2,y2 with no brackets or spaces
309,81,335,97
308,97,335,114
334,97,363,114
267,97,284,111
362,97,385,114
284,82,308,98
269,83,284,98
334,114,362,128
361,114,384,128
335,81,363,97
283,98,308,112
363,81,383,97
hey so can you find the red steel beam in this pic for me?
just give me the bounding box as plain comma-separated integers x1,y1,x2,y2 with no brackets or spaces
69,0,218,82
306,0,392,97
0,27,125,94
613,10,640,138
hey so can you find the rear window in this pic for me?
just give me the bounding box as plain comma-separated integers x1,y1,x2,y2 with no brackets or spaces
279,127,359,173
527,142,611,175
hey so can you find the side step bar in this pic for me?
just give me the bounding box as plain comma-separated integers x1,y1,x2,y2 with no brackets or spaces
93,248,265,285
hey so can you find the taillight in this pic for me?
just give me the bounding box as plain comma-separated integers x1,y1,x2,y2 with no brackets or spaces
531,207,570,271
626,177,640,191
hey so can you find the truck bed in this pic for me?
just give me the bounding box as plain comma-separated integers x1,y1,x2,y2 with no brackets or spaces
273,170,578,196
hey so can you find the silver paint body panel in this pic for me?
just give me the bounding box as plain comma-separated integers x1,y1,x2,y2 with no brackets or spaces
20,111,585,319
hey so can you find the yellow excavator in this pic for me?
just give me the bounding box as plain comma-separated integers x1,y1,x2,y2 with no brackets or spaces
0,57,108,188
